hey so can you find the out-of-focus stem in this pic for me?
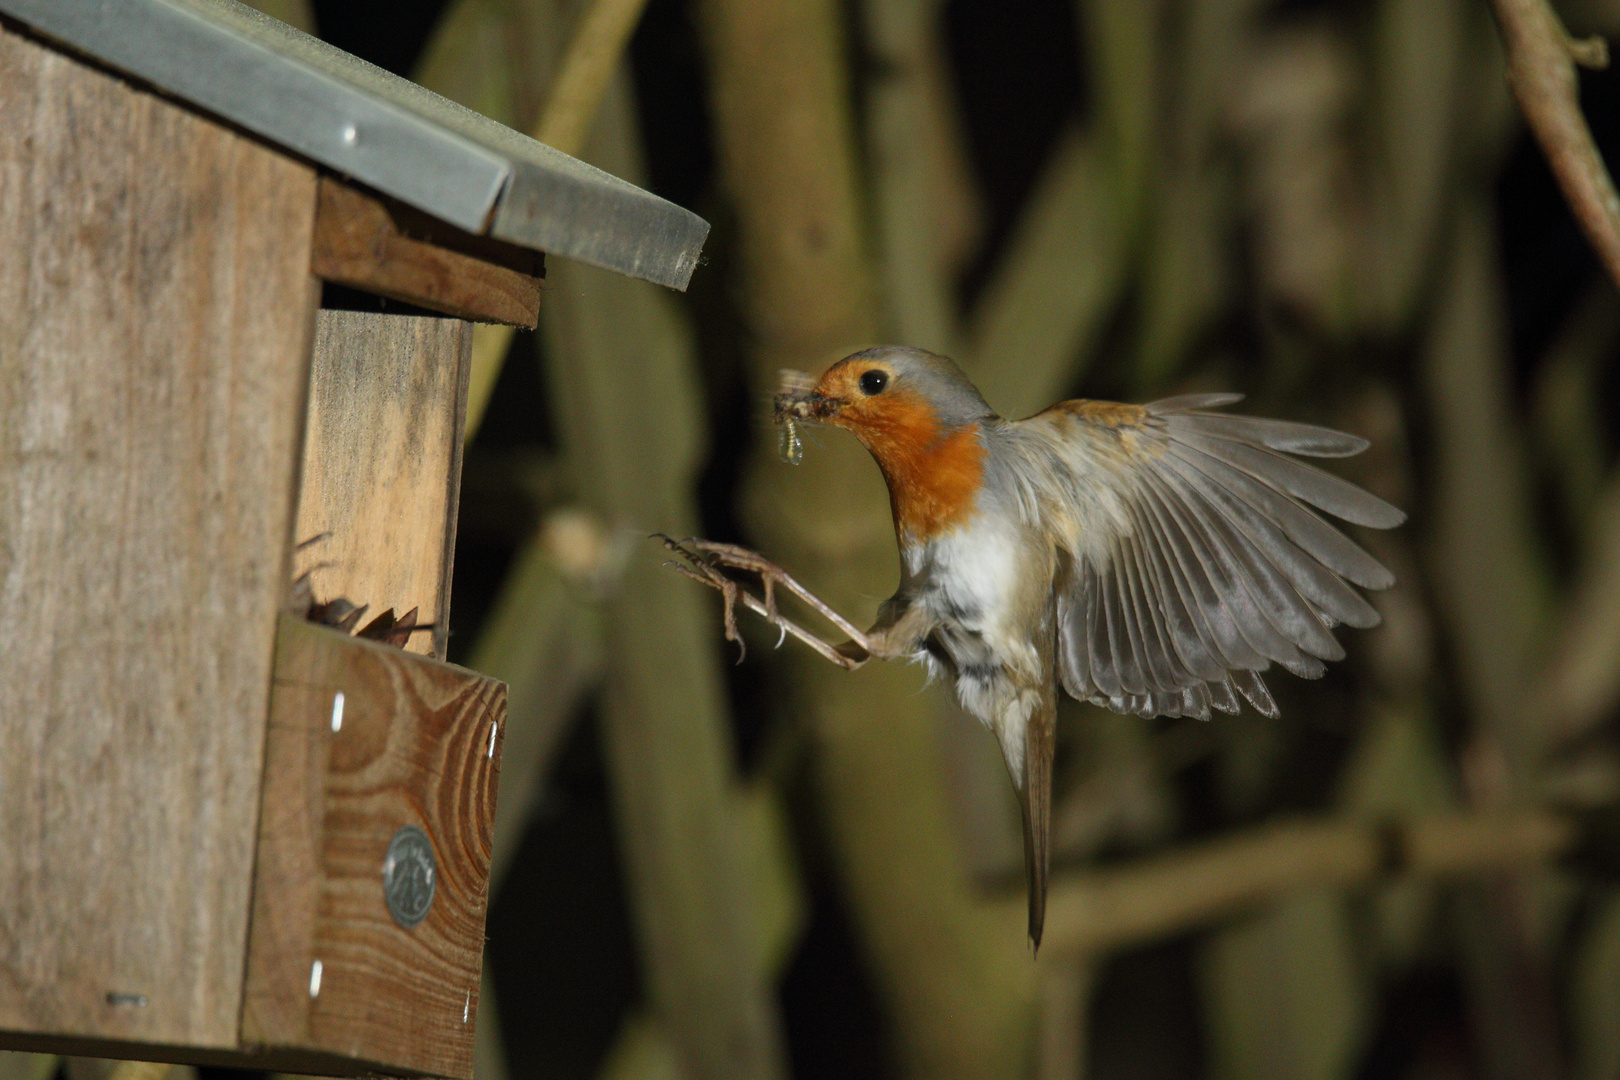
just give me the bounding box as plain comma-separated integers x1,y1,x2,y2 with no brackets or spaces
537,0,654,157
418,0,658,443
544,71,788,1080
1032,810,1574,957
698,0,1037,1076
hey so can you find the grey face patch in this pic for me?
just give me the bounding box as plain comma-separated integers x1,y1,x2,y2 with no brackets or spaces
839,346,997,427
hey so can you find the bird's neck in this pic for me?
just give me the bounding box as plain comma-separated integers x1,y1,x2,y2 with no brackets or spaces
854,410,985,546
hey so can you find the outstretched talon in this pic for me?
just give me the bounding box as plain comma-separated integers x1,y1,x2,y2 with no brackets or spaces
662,546,751,662
656,535,872,670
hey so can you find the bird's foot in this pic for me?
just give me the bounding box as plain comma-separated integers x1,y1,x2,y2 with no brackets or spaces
656,536,872,670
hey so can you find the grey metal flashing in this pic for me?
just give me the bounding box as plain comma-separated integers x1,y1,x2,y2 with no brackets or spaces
2,0,709,289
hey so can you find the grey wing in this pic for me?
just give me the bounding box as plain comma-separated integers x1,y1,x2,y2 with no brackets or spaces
1025,394,1404,720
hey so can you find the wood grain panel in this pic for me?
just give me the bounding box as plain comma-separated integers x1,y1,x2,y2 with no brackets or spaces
242,617,504,1080
292,310,472,658
0,24,318,1048
311,178,543,328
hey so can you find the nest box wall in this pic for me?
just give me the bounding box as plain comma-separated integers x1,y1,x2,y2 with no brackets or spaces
0,15,322,1049
0,22,505,1077
0,0,707,1075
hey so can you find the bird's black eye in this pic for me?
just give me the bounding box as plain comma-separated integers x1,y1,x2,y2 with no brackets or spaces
859,369,889,396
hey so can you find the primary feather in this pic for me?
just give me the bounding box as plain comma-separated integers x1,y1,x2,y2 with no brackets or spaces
997,396,1404,720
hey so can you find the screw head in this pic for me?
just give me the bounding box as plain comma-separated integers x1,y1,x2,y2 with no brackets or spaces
382,825,436,928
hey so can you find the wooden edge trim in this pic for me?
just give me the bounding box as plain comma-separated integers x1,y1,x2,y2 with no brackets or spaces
311,177,543,328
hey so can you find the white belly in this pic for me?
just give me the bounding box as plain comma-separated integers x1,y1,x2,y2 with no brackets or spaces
905,512,1045,682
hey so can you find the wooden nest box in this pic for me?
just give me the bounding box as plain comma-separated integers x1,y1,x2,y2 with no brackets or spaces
0,1,709,1076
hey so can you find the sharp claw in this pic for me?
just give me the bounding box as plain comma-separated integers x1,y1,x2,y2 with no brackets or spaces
717,579,746,663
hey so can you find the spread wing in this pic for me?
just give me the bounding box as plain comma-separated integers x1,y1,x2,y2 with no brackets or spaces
999,394,1404,719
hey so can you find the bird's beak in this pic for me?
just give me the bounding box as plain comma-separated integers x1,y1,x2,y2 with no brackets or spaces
773,389,844,424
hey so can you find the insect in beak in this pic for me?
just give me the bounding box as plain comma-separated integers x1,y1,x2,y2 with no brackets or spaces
772,368,843,463
778,414,804,465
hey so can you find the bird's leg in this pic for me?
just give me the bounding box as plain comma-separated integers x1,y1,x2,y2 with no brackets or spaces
658,536,879,670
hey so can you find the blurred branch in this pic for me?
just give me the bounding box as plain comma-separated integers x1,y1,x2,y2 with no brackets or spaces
1533,477,1620,744
1032,810,1575,957
65,1063,191,1080
469,523,606,888
1363,0,1466,330
1531,282,1618,528
966,127,1133,419
860,0,980,356
0,1056,57,1080
1422,204,1554,766
545,69,788,1080
1035,956,1098,1080
1488,0,1620,292
1525,283,1620,752
538,0,654,157
1572,892,1620,1080
598,1013,686,1080
236,0,314,33
1200,890,1368,1080
1454,879,1566,1080
966,0,1167,417
475,966,508,1080
1133,0,1269,387
596,781,805,1080
418,0,654,442
464,328,519,447
698,0,1038,1076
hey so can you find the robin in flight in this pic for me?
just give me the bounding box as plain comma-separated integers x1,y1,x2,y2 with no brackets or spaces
664,345,1403,948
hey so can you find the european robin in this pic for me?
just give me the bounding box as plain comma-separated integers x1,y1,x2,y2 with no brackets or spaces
665,345,1403,948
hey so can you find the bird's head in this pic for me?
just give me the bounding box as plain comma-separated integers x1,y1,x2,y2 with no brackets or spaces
775,347,996,541
775,346,995,461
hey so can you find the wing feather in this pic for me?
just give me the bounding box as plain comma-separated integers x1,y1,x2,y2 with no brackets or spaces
1135,472,1270,671
1157,453,1344,663
1085,559,1125,700
1163,411,1370,457
1013,395,1400,719
1124,497,1232,682
1143,467,1293,668
1157,464,1328,678
1164,443,1381,628
1122,538,1182,694
1104,556,1150,697
1122,532,1195,691
1171,428,1406,529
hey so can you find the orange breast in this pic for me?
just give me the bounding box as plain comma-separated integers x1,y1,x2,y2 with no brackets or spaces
841,393,984,543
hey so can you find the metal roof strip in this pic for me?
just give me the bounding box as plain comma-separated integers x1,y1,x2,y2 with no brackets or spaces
1,0,709,289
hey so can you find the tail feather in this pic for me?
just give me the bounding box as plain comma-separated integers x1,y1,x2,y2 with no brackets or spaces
1020,692,1056,951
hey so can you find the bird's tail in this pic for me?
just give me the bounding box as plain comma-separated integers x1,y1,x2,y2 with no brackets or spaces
1020,690,1056,951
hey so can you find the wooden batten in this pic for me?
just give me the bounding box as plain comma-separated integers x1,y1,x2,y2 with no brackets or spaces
0,19,319,1049
292,309,473,659
241,617,504,1080
311,177,545,328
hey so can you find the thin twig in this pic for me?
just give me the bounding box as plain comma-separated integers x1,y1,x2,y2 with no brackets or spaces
1489,0,1620,291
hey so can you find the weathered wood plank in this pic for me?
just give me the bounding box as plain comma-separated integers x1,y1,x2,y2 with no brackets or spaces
0,23,318,1049
311,178,543,328
292,309,472,658
241,616,504,1080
